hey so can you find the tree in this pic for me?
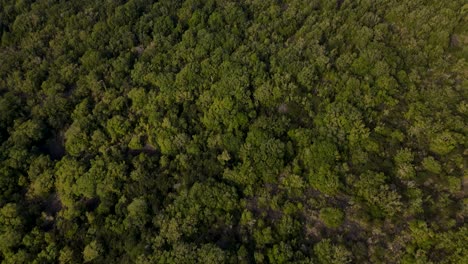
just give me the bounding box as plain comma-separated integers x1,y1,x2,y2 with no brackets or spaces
106,115,131,142
314,239,352,264
64,121,89,157
302,140,340,195
27,155,54,198
124,197,149,229
354,171,402,217
0,0,465,262
83,240,103,263
429,131,459,155
422,156,442,174
319,208,345,228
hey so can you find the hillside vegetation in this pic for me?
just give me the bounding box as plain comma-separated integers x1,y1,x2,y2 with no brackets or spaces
0,0,467,263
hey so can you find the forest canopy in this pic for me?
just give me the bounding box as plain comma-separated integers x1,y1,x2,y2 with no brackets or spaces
0,0,467,263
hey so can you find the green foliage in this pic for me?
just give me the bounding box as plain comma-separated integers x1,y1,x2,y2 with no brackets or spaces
83,240,102,263
394,148,416,180
106,115,131,142
314,239,352,264
125,197,148,228
430,131,459,155
422,156,442,174
0,0,465,263
355,171,402,217
64,121,89,157
319,208,345,228
302,140,340,194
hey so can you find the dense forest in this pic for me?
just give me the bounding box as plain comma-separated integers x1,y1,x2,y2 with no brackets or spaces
0,0,467,263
